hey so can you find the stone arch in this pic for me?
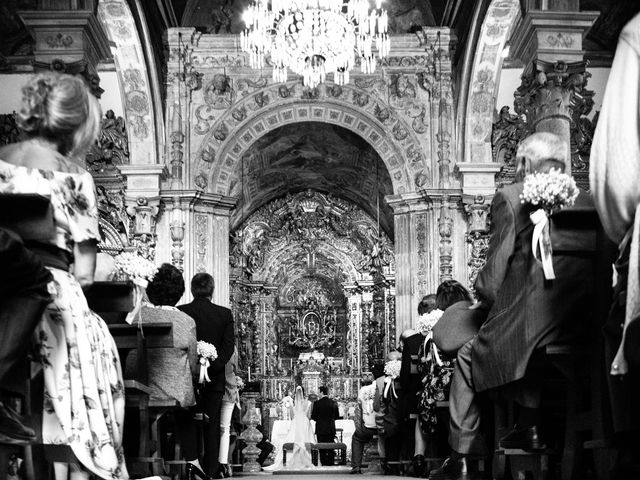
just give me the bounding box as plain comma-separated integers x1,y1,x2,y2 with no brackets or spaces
463,0,521,164
192,81,425,196
97,0,159,165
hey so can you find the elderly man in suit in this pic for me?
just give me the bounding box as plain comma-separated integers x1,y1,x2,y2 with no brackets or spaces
430,132,598,480
179,273,235,478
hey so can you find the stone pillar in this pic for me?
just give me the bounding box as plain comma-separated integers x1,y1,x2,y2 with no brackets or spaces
386,193,437,338
19,0,110,97
161,191,236,305
345,286,363,375
510,7,598,171
463,195,491,292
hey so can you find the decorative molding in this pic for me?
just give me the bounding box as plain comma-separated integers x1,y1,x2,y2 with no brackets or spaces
33,58,103,98
195,213,208,273
125,196,159,260
45,33,73,48
438,197,453,282
491,106,531,187
464,196,491,291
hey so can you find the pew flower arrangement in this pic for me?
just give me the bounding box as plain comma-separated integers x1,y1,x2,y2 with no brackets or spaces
197,340,218,384
520,169,579,280
113,251,158,324
383,359,402,400
416,309,444,336
359,383,377,415
236,376,245,391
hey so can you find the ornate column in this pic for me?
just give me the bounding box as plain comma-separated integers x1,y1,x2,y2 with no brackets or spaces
19,0,110,98
345,286,363,375
386,193,437,337
464,195,491,291
160,191,236,305
510,6,598,171
360,286,373,374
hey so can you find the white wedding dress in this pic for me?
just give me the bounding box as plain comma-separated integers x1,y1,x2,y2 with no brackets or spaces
263,387,316,471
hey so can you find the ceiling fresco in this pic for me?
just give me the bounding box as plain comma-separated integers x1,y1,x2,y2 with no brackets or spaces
229,122,395,236
179,0,437,33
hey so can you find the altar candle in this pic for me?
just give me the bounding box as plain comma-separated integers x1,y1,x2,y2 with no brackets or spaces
278,383,282,399
248,366,251,382
344,380,348,395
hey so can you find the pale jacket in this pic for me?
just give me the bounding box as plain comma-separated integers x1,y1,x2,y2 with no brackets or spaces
590,12,640,375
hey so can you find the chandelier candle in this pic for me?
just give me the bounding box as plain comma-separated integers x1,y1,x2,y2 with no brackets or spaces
240,0,390,88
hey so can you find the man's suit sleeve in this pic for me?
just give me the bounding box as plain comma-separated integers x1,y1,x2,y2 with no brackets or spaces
310,402,318,422
474,190,516,309
210,308,236,373
333,400,340,420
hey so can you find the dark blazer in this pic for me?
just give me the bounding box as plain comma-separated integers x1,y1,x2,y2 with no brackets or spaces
400,332,424,416
311,396,339,436
472,183,598,392
178,297,235,392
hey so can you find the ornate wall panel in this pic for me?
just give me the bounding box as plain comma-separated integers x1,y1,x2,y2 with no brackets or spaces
464,0,521,164
98,0,158,165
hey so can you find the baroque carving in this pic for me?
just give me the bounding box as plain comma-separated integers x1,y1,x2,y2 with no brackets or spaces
46,33,73,48
0,113,19,146
492,106,531,187
438,198,453,282
86,110,130,175
195,214,208,273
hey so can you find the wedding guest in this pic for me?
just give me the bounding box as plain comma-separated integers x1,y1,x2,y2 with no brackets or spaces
372,363,388,473
429,132,596,480
590,10,640,470
218,349,240,478
125,263,197,405
380,351,403,475
311,385,340,466
179,273,235,478
0,72,127,479
400,294,436,477
350,379,378,474
0,228,52,444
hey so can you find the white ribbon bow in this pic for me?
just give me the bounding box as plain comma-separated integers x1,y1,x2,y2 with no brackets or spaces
198,357,211,384
383,377,397,399
422,331,444,367
125,278,149,326
530,209,555,280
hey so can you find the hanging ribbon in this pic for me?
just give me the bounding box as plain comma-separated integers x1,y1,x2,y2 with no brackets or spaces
198,357,211,384
530,209,555,280
383,376,397,399
125,278,149,326
422,331,444,367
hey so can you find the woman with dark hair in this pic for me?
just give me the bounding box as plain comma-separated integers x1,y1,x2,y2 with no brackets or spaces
0,72,125,479
126,263,197,406
417,280,474,440
435,280,473,311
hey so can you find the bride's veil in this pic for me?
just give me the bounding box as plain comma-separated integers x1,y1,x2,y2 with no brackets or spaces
293,386,306,417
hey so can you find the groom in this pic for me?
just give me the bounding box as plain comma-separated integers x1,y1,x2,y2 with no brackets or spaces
311,386,340,466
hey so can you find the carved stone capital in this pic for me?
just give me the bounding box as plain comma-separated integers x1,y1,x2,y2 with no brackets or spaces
19,9,111,93
456,162,503,197
515,59,590,127
463,195,491,234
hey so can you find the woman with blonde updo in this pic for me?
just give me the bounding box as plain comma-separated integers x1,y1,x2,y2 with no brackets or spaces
0,73,128,480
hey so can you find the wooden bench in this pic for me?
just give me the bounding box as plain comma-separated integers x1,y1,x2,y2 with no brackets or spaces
282,442,347,466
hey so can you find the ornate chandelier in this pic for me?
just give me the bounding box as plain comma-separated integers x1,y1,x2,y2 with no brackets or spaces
240,0,390,88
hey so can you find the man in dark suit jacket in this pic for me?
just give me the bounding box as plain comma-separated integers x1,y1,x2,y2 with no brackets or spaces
311,385,340,465
430,132,598,480
179,273,235,477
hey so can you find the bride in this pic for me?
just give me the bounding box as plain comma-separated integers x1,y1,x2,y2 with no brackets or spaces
264,386,316,471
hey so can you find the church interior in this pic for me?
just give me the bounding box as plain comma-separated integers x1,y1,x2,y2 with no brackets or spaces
0,0,639,479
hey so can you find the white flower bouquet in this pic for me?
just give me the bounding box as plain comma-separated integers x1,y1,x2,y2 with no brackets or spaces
236,376,245,391
416,309,444,336
359,383,376,402
520,168,578,212
384,359,401,379
113,251,157,287
197,340,218,384
520,168,579,280
113,251,158,325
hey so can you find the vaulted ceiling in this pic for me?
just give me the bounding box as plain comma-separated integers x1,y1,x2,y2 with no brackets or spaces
230,122,394,236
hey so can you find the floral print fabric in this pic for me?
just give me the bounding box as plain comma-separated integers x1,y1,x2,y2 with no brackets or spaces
0,159,128,479
417,337,455,434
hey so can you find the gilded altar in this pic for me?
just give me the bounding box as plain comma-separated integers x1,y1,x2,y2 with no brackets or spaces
229,191,396,401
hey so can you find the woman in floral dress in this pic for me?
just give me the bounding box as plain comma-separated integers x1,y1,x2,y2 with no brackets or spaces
417,280,473,435
0,73,128,480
